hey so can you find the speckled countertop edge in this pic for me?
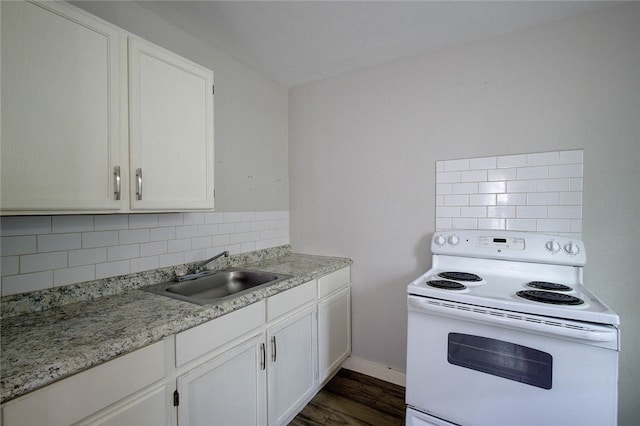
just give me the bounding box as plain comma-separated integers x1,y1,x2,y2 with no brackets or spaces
0,251,352,403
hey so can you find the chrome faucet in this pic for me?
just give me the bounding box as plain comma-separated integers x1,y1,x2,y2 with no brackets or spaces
191,250,229,274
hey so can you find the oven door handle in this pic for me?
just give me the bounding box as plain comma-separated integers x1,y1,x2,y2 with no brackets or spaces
408,296,619,343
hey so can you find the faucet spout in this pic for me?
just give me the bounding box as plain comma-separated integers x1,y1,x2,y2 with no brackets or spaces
192,250,229,274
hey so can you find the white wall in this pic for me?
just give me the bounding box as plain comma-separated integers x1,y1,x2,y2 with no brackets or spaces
72,1,289,212
289,3,639,424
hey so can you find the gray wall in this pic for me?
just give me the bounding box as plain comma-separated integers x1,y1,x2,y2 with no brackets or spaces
289,3,639,424
72,1,289,212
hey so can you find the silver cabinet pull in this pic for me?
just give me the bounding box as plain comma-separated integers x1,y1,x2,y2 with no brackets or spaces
271,336,277,362
261,343,266,370
135,168,143,200
113,166,121,200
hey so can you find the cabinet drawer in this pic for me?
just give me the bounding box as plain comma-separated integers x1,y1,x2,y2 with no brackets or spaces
2,341,165,426
318,267,350,299
175,300,265,367
266,280,316,322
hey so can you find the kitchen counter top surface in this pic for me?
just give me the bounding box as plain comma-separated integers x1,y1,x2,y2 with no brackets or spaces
0,252,352,403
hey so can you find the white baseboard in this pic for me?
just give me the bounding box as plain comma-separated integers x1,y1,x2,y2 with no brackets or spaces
341,356,406,388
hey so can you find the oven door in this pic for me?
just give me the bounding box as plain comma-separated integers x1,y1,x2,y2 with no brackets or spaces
406,295,619,426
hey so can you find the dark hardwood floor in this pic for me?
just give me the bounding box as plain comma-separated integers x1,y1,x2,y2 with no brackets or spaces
289,369,406,425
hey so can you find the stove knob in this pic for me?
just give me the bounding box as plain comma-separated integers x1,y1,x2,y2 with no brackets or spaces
545,240,561,253
448,235,460,246
434,235,447,246
564,242,580,255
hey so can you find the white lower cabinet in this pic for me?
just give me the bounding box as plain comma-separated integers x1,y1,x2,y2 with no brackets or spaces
1,341,169,426
318,286,351,384
266,304,317,426
176,334,266,426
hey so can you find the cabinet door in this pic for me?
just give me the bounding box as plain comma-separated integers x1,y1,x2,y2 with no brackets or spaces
177,334,266,426
129,37,214,211
318,287,351,384
81,384,169,426
267,305,317,426
1,0,123,212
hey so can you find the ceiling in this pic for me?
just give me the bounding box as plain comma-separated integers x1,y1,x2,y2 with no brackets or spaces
135,1,620,88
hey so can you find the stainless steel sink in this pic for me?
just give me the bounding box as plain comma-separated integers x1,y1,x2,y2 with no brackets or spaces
142,269,292,305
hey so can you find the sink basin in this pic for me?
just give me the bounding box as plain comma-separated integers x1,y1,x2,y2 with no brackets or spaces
142,269,292,305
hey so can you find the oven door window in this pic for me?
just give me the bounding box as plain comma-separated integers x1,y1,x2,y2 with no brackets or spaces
448,333,552,389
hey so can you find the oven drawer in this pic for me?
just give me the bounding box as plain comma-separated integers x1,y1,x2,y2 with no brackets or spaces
406,297,619,426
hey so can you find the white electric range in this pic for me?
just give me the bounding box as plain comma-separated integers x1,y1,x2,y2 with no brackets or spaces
406,230,620,426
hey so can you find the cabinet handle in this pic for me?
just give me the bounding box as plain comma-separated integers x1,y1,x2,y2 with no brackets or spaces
271,336,277,362
113,166,121,200
135,168,143,200
261,343,266,370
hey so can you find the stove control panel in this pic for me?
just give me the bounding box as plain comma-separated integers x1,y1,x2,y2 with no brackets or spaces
431,230,586,266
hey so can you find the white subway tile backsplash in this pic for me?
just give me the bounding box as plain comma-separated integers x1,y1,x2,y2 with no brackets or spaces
83,231,119,249
129,214,159,229
2,236,37,256
436,150,582,237
451,183,478,194
469,156,496,170
54,265,95,287
444,195,469,206
537,178,571,192
96,260,130,280
488,168,517,181
436,184,452,195
1,210,290,296
549,164,583,178
437,171,461,184
496,193,526,206
527,151,560,166
488,206,516,218
443,159,469,172
108,244,140,261
469,194,496,206
452,218,477,229
38,233,81,253
1,256,19,277
150,226,176,242
94,215,129,231
527,193,559,206
2,271,52,296
559,150,583,164
21,252,67,274
52,215,94,233
69,248,107,267
182,212,205,225
1,216,51,236
119,229,150,245
497,154,526,168
478,181,506,194
175,225,199,239
506,180,537,193
158,213,184,227
131,256,159,274
506,218,537,231
517,166,548,180
548,206,582,219
461,170,487,182
461,207,487,218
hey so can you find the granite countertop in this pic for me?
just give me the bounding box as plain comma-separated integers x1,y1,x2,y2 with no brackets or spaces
0,251,352,403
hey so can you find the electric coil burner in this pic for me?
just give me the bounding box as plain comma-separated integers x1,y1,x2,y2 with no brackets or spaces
517,290,584,305
527,281,572,291
438,271,482,282
406,230,620,426
426,280,466,290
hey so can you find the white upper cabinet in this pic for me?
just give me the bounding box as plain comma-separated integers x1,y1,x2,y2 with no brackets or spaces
128,38,214,211
0,0,215,215
1,0,124,212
